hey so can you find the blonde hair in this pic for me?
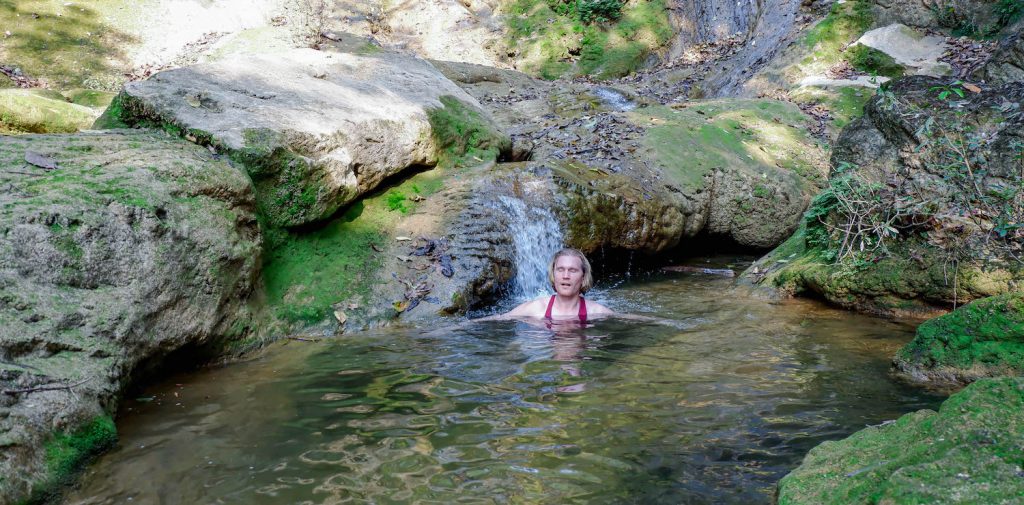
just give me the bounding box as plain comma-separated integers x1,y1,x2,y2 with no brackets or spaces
548,248,594,294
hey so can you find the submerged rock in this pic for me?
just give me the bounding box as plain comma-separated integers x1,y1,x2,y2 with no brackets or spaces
100,48,510,228
0,131,264,503
777,377,1024,504
748,76,1024,316
893,293,1024,388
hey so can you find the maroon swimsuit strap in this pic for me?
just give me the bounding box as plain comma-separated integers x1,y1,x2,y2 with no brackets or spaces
544,296,588,322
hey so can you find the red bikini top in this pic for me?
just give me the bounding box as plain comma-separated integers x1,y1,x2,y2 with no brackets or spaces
544,295,587,322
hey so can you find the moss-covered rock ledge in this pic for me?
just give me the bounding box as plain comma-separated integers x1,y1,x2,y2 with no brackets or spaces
97,48,510,228
747,76,1024,317
777,377,1024,504
893,293,1024,388
0,131,265,504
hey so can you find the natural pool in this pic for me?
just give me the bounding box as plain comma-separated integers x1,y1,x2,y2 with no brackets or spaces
65,266,945,504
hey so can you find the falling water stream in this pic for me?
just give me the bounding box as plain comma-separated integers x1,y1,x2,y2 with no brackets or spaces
64,198,946,504
498,195,564,301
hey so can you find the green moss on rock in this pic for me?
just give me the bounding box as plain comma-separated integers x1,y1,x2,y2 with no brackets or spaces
29,415,117,502
504,0,673,80
427,95,511,168
0,89,98,134
639,100,826,192
777,377,1024,505
845,44,905,79
894,293,1024,386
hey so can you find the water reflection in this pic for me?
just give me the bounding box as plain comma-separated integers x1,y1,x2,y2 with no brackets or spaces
66,272,945,505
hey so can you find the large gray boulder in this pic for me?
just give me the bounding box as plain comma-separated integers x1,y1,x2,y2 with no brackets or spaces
104,49,510,228
0,131,263,504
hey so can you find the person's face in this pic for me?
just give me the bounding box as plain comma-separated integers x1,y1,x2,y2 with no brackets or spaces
553,255,585,297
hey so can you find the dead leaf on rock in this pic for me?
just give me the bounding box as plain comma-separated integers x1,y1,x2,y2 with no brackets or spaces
963,83,981,94
24,150,58,170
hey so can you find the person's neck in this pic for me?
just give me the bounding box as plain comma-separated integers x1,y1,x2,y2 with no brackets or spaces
553,293,581,310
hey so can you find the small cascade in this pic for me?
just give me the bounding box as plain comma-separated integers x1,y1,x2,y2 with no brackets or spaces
592,86,637,111
498,196,564,301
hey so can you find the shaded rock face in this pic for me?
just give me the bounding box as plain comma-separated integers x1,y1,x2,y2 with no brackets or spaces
974,20,1024,85
777,377,1024,504
893,293,1024,388
111,49,508,228
749,76,1024,316
666,0,808,97
0,131,262,502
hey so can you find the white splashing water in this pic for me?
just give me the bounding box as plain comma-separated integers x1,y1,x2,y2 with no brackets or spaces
498,196,564,301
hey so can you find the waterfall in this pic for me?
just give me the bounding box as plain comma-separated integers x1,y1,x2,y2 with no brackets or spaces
498,196,564,302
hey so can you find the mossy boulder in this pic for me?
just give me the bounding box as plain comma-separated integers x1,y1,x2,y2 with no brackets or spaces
0,89,99,134
0,131,265,503
102,48,510,228
894,293,1024,387
748,76,1024,316
777,377,1024,504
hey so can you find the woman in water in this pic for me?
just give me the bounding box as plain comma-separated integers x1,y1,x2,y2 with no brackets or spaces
488,248,613,321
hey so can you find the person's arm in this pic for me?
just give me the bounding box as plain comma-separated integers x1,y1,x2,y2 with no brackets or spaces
585,300,666,323
475,298,546,321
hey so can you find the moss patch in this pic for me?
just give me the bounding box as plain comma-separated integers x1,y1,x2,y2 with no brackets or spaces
0,88,98,134
30,415,117,501
777,377,1024,504
0,0,136,91
791,86,874,130
504,0,673,80
426,95,511,168
637,100,825,192
895,293,1024,381
845,44,905,79
785,0,874,83
261,164,456,324
64,89,116,109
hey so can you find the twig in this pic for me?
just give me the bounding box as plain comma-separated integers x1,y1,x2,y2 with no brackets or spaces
286,336,321,343
3,378,90,395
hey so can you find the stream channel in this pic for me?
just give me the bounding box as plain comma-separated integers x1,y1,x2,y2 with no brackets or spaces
65,258,945,504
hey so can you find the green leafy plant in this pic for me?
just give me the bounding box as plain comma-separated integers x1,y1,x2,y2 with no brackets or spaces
385,190,407,213
929,80,966,101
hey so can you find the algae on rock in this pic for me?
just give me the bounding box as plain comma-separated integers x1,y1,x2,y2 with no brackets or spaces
777,377,1024,505
894,292,1024,387
0,130,265,504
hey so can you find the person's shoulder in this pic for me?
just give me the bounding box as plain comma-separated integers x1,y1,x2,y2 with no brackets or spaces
584,298,614,315
506,296,550,317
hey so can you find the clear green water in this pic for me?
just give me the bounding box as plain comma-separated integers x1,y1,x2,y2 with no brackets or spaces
66,270,945,504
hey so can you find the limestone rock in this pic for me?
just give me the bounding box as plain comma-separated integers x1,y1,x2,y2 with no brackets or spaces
0,131,263,503
777,377,1024,504
748,76,1024,316
109,48,509,227
853,24,952,76
974,21,1024,85
440,61,829,254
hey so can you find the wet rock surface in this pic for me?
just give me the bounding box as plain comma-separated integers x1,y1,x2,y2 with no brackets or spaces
0,131,263,503
110,48,508,228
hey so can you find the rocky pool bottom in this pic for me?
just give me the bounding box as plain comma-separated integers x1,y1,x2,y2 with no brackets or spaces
64,266,946,504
